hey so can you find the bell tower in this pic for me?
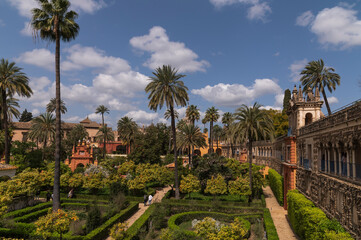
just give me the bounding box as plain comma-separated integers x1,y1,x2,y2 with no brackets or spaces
287,85,323,136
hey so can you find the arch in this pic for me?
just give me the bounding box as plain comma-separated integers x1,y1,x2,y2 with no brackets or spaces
194,149,201,156
305,113,313,125
216,148,222,156
76,163,85,169
116,145,127,154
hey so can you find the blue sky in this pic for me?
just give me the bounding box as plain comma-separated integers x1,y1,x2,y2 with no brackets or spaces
1,0,361,127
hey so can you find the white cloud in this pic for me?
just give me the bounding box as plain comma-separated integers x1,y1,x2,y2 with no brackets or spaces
125,110,164,126
296,11,314,27
64,116,83,123
274,52,280,56
31,108,40,116
298,6,361,48
0,19,5,27
130,26,210,73
192,78,282,107
289,59,308,82
6,0,105,18
16,49,55,71
209,0,271,21
247,2,271,21
326,96,339,105
29,76,51,91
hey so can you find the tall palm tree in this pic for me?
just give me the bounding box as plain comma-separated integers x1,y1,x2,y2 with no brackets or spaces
95,105,110,160
31,0,79,211
0,59,32,164
46,98,67,114
185,105,200,164
186,105,200,125
204,106,219,153
177,124,207,168
145,65,189,199
222,112,234,158
300,59,340,116
233,102,273,202
117,116,138,154
28,113,56,161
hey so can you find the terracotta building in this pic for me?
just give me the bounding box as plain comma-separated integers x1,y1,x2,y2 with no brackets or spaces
65,140,97,171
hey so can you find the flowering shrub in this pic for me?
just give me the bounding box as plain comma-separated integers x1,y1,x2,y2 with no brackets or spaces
35,209,78,240
109,222,128,240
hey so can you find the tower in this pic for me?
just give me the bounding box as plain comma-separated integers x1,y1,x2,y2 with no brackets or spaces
287,85,323,136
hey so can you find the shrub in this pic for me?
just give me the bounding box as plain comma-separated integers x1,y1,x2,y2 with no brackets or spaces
263,209,279,240
110,222,128,240
287,190,352,240
4,202,52,219
268,169,283,206
205,174,227,196
86,204,102,233
180,174,201,198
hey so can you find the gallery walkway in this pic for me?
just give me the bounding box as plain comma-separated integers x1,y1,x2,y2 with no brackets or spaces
106,186,171,240
263,186,298,240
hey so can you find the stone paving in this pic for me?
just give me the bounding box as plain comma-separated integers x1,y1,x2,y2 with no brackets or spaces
263,186,298,240
106,186,171,240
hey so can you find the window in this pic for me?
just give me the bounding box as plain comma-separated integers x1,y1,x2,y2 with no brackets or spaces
305,113,313,125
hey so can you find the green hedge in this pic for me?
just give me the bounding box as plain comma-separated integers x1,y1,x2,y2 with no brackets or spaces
263,209,279,240
124,204,156,240
287,190,353,240
83,201,138,240
3,202,52,219
12,208,50,223
268,169,283,206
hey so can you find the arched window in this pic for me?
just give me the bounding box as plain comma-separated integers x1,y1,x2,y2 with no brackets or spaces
305,113,313,125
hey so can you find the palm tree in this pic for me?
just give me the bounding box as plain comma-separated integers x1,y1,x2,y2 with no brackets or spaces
233,102,273,202
117,116,138,154
28,113,56,161
204,106,219,153
31,0,79,211
222,112,234,158
164,108,179,120
186,105,200,125
46,98,67,114
145,65,189,199
0,59,32,164
0,96,21,123
95,105,110,160
177,124,207,167
213,124,223,153
300,59,340,116
96,125,115,146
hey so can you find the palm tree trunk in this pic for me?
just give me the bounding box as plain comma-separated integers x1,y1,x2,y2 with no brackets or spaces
248,139,253,203
2,91,9,164
210,121,213,153
102,114,106,160
53,17,61,211
321,88,332,116
191,145,194,168
170,106,180,199
188,144,191,166
231,142,234,158
42,138,47,162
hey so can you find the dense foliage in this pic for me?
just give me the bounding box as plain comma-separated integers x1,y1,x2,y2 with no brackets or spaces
268,169,283,205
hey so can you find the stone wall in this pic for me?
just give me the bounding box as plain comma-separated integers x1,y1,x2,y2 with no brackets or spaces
296,167,361,238
253,156,283,175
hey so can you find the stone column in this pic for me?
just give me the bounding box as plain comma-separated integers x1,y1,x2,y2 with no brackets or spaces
338,147,342,175
333,145,337,174
327,149,331,173
352,148,356,180
346,147,350,178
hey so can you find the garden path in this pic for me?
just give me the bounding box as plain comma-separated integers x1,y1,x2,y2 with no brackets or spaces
263,186,298,240
106,186,171,240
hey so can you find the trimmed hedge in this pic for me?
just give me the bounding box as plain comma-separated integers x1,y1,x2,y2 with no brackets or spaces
3,202,52,219
124,204,156,240
83,201,138,240
12,208,49,223
263,209,279,240
268,169,283,206
287,190,353,240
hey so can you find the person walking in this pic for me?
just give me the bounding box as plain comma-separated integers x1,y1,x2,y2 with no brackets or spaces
143,194,148,206
46,191,51,202
148,194,153,205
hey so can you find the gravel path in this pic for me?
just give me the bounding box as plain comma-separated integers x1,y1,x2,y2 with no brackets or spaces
263,186,298,240
106,186,171,240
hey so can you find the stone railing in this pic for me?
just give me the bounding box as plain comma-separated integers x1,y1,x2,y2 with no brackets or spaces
296,168,361,238
253,156,283,175
299,100,361,135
